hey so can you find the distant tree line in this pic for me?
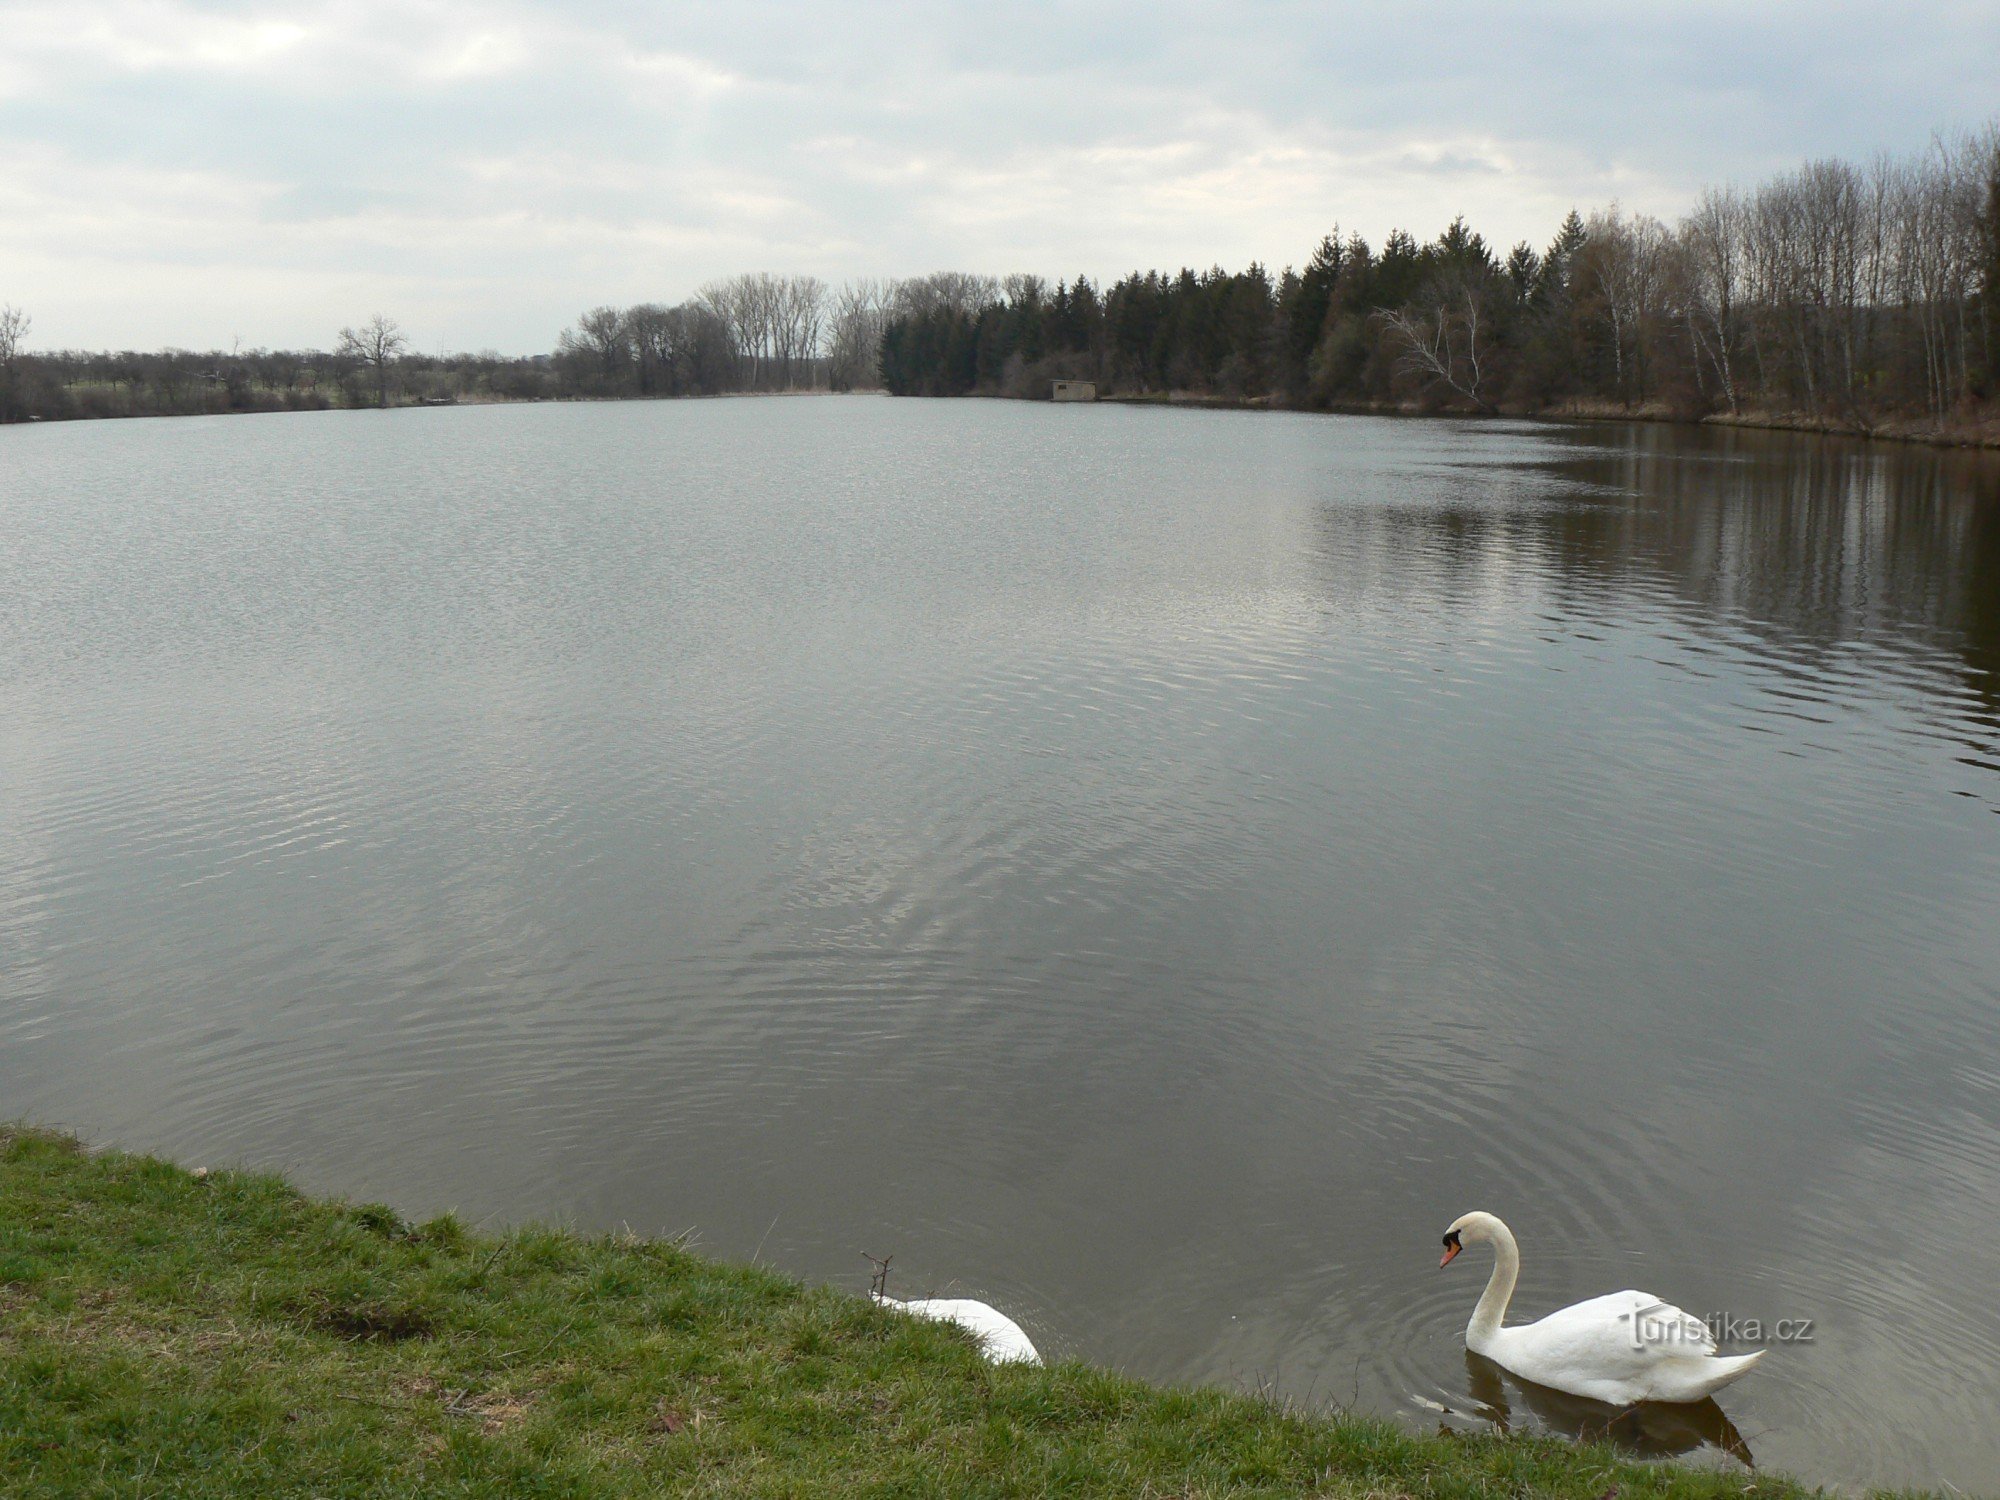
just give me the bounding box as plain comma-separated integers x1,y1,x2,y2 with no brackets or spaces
546,273,1011,397
5,127,1995,438
0,272,1028,422
0,315,559,423
880,131,2000,436
0,274,899,421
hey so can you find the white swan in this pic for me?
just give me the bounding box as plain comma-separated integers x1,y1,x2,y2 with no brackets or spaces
885,1296,1041,1365
1440,1211,1763,1405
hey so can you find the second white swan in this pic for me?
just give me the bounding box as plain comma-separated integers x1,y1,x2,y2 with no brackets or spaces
1439,1211,1763,1405
884,1297,1041,1365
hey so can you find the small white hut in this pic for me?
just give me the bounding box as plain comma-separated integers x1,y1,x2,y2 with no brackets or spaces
1051,380,1097,402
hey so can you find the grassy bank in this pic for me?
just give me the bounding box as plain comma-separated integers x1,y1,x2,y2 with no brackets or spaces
0,1128,1840,1499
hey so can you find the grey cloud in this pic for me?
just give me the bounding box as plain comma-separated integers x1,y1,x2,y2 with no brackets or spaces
2,0,1994,350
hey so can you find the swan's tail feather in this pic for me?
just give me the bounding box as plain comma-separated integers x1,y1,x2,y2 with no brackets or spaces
1700,1349,1765,1394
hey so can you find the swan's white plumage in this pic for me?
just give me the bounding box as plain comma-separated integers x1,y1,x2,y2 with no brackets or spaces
1475,1289,1763,1405
1445,1211,1763,1406
887,1297,1041,1365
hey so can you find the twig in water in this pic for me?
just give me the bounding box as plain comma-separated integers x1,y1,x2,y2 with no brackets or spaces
752,1213,781,1265
862,1252,893,1302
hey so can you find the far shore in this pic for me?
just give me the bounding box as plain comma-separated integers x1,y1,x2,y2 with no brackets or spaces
9,383,1999,453
1093,389,2000,452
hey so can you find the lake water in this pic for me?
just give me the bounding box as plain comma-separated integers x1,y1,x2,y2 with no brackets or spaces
3,397,1997,1490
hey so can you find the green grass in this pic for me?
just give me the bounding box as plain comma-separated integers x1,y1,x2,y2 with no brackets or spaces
0,1128,1849,1498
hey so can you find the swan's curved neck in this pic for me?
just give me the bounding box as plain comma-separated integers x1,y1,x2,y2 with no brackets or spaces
1467,1221,1519,1347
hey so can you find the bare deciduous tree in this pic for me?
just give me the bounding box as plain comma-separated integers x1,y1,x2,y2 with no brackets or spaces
558,306,630,386
890,272,1001,321
621,301,736,396
335,314,409,408
781,275,826,388
695,274,832,391
623,303,674,395
0,303,27,371
830,279,908,391
1576,209,1671,406
0,303,27,421
1680,188,1746,411
1375,277,1497,413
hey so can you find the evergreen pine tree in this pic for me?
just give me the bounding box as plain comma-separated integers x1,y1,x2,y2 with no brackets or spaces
1536,209,1587,304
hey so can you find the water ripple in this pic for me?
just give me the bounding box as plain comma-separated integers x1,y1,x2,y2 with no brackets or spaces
2,403,1998,1490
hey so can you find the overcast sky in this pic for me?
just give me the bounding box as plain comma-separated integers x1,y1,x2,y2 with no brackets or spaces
3,1,1996,353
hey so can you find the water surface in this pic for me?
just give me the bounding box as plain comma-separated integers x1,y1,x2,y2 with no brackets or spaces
3,398,1997,1490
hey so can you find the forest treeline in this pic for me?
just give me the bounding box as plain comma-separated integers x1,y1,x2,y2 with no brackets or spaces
0,263,990,421
4,129,1997,439
881,132,2000,437
0,273,883,423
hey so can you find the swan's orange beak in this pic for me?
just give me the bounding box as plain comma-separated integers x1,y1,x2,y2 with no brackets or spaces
1439,1241,1461,1268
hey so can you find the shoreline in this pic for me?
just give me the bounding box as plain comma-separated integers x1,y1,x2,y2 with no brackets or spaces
10,386,2000,453
0,1125,1921,1497
1097,390,2000,452
0,387,840,429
